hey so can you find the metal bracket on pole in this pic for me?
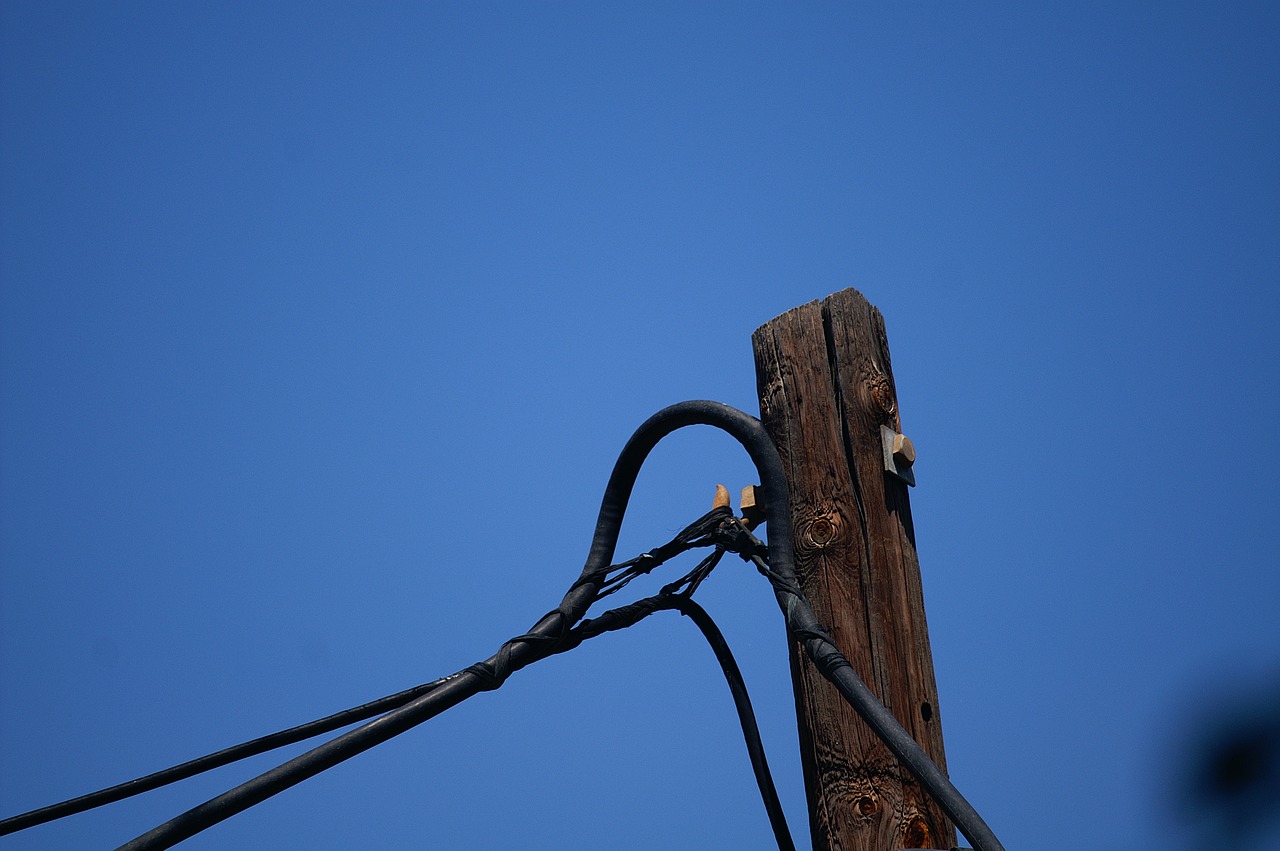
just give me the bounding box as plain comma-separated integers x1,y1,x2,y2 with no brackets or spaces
881,425,917,487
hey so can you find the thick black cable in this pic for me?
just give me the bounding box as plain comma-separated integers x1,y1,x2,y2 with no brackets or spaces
106,400,999,850
116,586,792,850
602,402,1003,851
743,536,1005,848
0,678,454,837
448,591,798,851
607,403,1005,851
668,596,795,851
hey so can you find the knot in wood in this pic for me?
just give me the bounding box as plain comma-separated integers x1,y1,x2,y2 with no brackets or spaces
856,794,879,817
825,774,881,827
797,512,843,552
902,814,933,848
866,372,897,418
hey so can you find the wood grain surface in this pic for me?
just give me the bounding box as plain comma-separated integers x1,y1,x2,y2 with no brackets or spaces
753,289,954,851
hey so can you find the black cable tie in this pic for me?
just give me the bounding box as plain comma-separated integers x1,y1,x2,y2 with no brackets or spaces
462,661,503,691
789,627,854,680
633,551,658,572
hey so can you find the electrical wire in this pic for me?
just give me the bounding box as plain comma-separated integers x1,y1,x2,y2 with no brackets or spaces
668,596,795,851
589,402,1005,851
122,399,1002,850
0,678,453,836
115,580,792,851
5,399,1003,851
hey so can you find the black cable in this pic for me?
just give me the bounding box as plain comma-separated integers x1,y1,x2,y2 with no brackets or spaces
0,678,453,836
20,400,1001,850
114,400,1002,850
115,585,791,851
423,591,799,851
607,403,1004,851
668,596,796,851
581,506,731,601
743,537,1005,849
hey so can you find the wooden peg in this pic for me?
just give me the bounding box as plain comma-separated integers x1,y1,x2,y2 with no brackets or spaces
740,484,766,529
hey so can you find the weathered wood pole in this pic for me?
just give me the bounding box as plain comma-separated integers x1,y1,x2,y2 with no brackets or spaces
753,289,955,851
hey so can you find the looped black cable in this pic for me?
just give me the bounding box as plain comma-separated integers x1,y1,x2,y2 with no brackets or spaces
5,400,1002,851
114,400,1002,851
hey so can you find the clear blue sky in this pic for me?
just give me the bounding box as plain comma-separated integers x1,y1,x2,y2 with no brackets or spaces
3,3,1278,849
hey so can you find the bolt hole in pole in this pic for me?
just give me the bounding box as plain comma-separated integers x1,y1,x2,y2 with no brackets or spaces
920,702,933,723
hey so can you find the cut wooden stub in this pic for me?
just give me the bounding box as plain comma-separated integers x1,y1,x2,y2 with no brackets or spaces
752,289,955,851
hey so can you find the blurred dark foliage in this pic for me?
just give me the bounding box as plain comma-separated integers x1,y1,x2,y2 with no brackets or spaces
1172,677,1280,847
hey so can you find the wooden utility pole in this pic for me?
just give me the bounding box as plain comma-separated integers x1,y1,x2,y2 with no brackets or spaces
752,289,955,851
